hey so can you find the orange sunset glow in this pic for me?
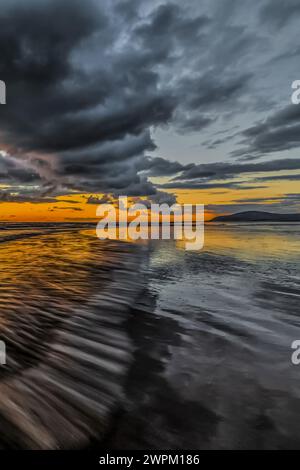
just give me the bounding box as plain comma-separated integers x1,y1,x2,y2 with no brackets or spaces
0,176,299,222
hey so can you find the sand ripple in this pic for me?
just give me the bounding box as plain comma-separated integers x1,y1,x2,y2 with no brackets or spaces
0,230,147,449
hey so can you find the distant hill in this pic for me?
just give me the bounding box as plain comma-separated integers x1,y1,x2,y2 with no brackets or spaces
211,211,300,223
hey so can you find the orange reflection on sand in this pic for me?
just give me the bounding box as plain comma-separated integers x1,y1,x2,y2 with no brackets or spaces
176,224,300,260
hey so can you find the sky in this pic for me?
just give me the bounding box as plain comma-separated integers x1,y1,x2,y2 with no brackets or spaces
0,0,300,221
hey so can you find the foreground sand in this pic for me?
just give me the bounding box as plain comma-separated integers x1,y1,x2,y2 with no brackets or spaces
0,229,147,449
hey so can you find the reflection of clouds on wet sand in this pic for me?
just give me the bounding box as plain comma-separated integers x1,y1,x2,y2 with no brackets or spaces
0,230,147,448
1,224,300,449
106,225,300,449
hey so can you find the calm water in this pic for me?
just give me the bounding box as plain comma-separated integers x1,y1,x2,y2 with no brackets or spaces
0,223,300,449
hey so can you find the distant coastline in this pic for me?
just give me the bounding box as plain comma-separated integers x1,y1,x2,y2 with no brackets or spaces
1,215,300,229
210,211,300,223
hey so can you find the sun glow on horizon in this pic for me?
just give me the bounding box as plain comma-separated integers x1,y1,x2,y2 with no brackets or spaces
0,176,299,223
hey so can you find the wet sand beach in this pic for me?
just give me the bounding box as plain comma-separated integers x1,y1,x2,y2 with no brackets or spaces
1,224,300,449
0,227,147,449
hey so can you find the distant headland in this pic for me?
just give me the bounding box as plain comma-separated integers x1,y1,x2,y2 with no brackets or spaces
210,211,300,223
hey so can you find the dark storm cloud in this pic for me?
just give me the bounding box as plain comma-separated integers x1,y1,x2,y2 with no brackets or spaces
159,181,266,191
172,69,252,134
0,0,216,197
171,158,300,182
134,2,210,50
0,0,264,200
234,194,300,204
260,0,300,28
253,173,300,182
86,194,114,205
0,152,40,183
178,72,252,111
123,191,177,208
137,156,189,177
0,191,57,203
55,132,158,194
0,0,166,194
234,106,300,157
148,190,177,206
